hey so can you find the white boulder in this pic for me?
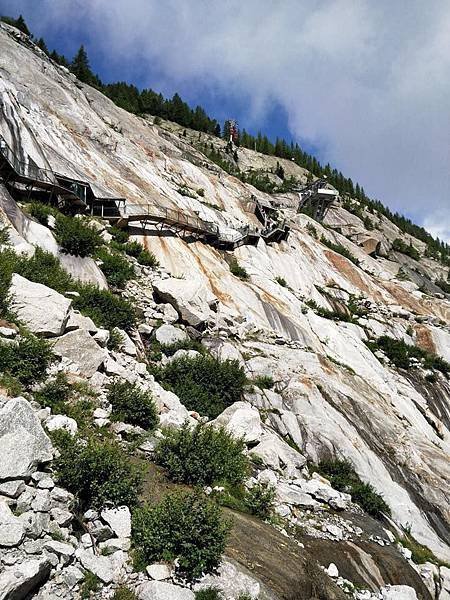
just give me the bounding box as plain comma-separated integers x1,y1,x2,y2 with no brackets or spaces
45,414,78,437
138,580,195,600
0,500,25,546
0,398,53,480
155,324,188,346
146,563,172,580
380,585,418,600
9,274,72,337
53,329,107,377
100,506,131,539
210,401,263,444
153,277,216,328
0,558,51,598
194,559,260,598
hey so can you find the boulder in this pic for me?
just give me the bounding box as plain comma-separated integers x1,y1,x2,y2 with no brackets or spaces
0,398,53,480
0,500,25,546
210,401,263,444
153,277,216,328
115,328,137,356
380,585,418,600
251,432,306,476
440,567,450,600
155,324,188,346
52,329,107,377
100,506,131,538
162,303,179,324
0,558,51,599
146,563,172,580
45,414,78,437
79,550,116,583
194,559,260,598
65,310,97,333
138,580,195,600
276,482,318,508
9,274,72,337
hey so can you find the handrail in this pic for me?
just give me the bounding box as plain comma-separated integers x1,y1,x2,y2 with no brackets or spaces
123,203,220,235
0,134,56,186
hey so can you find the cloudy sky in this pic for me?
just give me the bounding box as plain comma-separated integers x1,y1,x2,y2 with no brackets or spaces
1,0,449,240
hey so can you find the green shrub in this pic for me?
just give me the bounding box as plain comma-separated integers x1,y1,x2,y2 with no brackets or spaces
132,490,230,580
25,201,58,226
137,249,159,268
252,375,274,390
123,240,142,258
0,373,22,396
109,226,130,244
0,334,54,386
245,482,275,519
35,372,72,411
155,422,248,486
53,433,143,510
314,459,390,518
113,587,138,600
156,337,205,357
73,284,135,331
396,533,450,567
15,247,74,294
123,241,159,268
369,336,450,375
305,299,352,322
107,379,158,430
96,248,135,288
195,589,223,600
320,236,359,265
80,572,100,599
229,258,249,280
55,215,102,257
155,355,247,418
392,238,420,261
275,276,287,287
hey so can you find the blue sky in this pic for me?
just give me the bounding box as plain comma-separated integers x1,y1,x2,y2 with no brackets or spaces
1,0,449,241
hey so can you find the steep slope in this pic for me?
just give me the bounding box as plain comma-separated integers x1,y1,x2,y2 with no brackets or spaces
1,22,449,600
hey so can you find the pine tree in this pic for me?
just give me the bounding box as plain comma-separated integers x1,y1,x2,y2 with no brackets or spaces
71,45,99,86
36,38,49,55
15,15,30,36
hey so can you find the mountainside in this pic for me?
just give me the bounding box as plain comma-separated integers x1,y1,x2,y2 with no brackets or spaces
0,22,450,600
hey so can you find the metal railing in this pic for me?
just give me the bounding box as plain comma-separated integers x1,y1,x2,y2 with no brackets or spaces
0,134,56,186
123,203,220,236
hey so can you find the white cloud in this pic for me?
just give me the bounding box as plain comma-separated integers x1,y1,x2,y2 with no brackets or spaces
7,0,450,240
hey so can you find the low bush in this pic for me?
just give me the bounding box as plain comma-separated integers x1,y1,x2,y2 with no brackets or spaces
109,226,130,244
229,258,249,280
35,372,72,411
314,458,390,518
0,373,22,396
435,279,450,294
80,572,100,599
155,355,247,418
195,589,223,600
305,299,352,322
137,249,159,267
53,433,143,510
153,337,205,357
73,284,135,331
107,379,158,430
96,248,135,288
252,375,274,390
26,201,58,225
14,247,74,294
112,588,138,600
55,215,102,257
275,276,287,287
369,336,450,375
132,490,230,580
155,422,248,486
0,333,54,386
123,241,159,268
396,533,450,567
245,482,276,520
392,238,420,261
320,236,359,265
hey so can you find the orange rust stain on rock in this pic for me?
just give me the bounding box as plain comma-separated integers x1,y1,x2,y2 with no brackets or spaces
415,325,437,355
379,281,425,314
324,251,382,299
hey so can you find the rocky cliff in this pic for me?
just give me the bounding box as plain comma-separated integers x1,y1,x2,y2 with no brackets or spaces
0,22,449,600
